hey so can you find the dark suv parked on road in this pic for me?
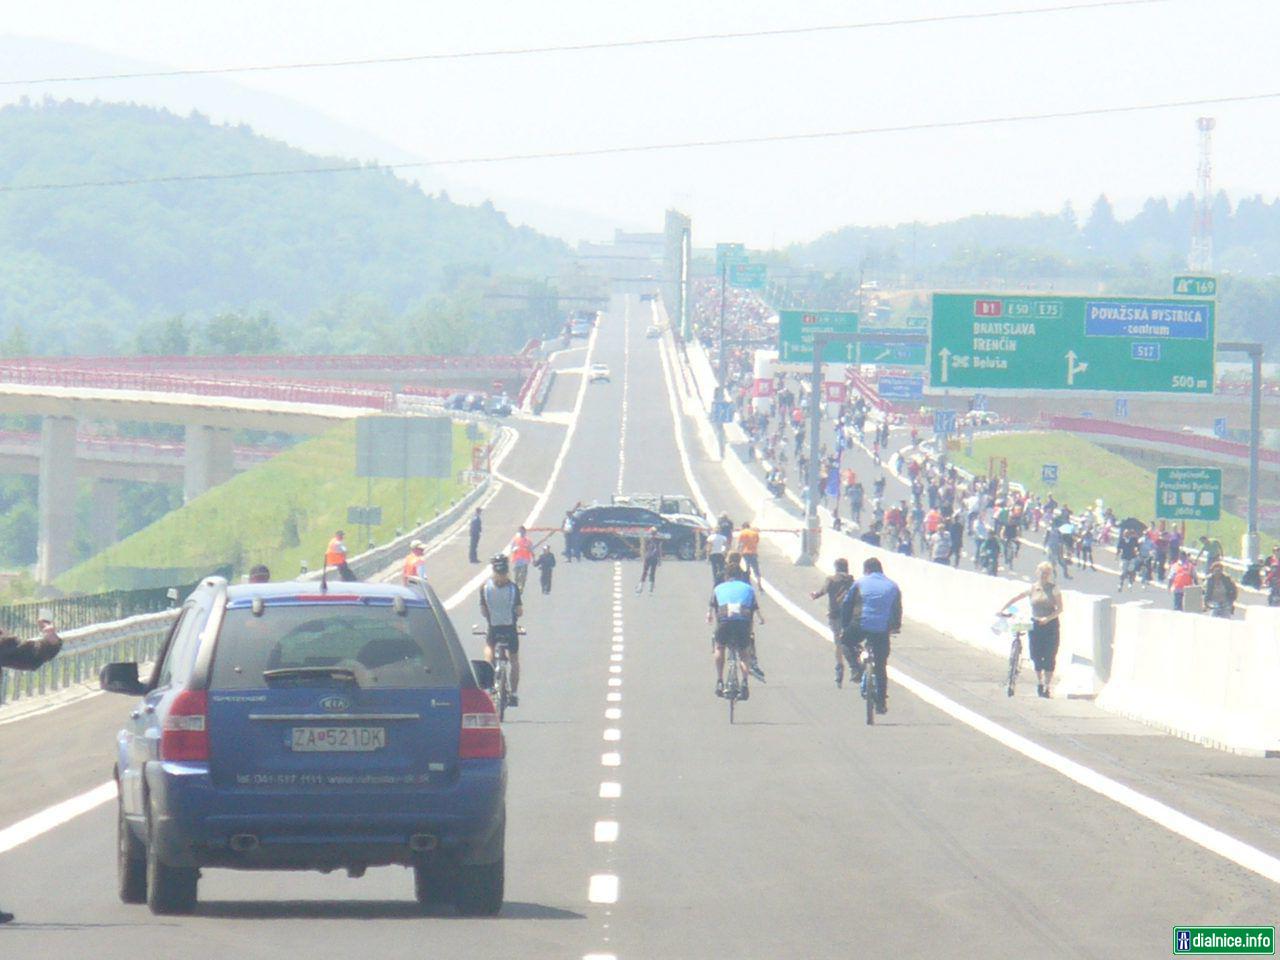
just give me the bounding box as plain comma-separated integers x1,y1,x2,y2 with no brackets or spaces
571,504,700,561
102,577,506,916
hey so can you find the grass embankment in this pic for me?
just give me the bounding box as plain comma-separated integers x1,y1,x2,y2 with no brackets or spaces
950,432,1267,554
57,421,475,593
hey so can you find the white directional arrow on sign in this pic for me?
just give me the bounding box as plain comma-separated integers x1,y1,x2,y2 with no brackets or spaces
1066,350,1088,386
938,347,951,384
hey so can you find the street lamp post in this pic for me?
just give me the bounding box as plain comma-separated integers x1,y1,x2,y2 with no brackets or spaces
1217,340,1264,561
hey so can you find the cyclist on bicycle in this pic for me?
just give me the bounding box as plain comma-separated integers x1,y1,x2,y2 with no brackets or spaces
479,554,524,706
706,571,765,700
839,557,902,715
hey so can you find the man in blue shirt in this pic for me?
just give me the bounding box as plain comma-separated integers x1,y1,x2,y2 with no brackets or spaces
840,558,903,714
706,576,765,700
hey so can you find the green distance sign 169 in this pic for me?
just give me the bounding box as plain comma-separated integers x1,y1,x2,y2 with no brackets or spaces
929,293,1216,394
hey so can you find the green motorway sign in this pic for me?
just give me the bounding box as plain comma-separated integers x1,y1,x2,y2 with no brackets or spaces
1173,275,1217,297
857,326,926,367
729,261,766,290
1156,466,1222,521
778,309,858,364
715,242,746,273
929,293,1216,394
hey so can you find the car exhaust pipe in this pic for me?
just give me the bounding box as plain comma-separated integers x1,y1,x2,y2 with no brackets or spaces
229,833,260,852
408,833,438,852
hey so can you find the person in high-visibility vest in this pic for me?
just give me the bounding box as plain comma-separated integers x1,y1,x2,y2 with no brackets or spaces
402,540,427,585
509,526,534,591
325,530,357,582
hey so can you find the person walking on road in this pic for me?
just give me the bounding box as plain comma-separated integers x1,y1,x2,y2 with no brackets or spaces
706,527,729,587
1168,552,1198,611
737,522,762,588
839,558,903,715
1000,561,1063,698
0,616,63,924
1117,528,1141,592
811,558,856,687
636,528,661,594
325,530,357,582
509,526,534,592
401,539,427,585
468,508,483,564
534,544,557,595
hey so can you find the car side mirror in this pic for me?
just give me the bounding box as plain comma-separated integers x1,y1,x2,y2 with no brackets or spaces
101,662,147,696
471,660,495,690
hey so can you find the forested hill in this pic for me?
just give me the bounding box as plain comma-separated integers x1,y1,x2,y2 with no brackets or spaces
0,99,570,354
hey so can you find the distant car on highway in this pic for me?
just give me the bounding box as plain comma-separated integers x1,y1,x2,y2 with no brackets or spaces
101,577,506,916
611,492,709,535
486,394,513,417
571,504,700,561
444,393,469,411
640,292,657,302
645,325,662,338
588,363,611,383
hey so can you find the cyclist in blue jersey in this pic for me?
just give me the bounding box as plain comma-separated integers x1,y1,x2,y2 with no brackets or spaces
706,575,765,700
840,557,903,714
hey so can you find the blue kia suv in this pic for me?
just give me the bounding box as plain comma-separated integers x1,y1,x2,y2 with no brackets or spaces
102,577,506,915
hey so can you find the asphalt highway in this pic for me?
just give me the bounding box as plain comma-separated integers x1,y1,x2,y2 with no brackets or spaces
1,295,1277,958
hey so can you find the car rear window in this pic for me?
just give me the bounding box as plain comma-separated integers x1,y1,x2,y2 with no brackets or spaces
210,602,460,690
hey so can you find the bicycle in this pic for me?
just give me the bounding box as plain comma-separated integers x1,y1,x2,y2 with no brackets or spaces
858,642,879,726
996,611,1026,698
723,645,744,724
472,626,525,722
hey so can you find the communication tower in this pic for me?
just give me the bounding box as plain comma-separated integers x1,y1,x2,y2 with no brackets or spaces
1189,116,1215,271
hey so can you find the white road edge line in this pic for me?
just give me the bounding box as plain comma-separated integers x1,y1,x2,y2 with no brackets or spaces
0,780,115,855
655,318,1280,888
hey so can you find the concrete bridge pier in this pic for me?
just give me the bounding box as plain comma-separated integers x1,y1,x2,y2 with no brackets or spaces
89,480,122,552
36,416,78,585
183,426,236,502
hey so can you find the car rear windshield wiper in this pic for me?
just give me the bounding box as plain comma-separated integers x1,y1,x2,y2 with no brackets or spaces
262,667,361,687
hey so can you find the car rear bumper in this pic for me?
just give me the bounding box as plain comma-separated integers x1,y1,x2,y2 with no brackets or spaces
145,760,505,869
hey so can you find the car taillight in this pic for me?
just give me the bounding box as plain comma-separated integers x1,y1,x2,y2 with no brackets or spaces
161,690,209,761
459,688,504,760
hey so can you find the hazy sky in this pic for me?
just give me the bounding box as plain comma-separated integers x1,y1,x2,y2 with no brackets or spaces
2,0,1277,246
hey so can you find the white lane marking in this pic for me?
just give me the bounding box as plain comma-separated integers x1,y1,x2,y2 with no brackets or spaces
0,780,115,855
608,665,622,674
611,645,624,653
599,782,621,798
605,708,622,720
601,752,621,767
607,692,622,702
588,874,620,904
615,298,631,495
490,469,543,499
594,820,619,842
610,653,623,662
655,309,1280,889
608,678,622,687
603,728,621,742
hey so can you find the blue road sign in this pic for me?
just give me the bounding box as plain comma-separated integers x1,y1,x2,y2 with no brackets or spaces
971,393,988,412
711,400,735,424
1042,463,1059,485
879,375,925,401
1213,416,1228,439
1115,397,1129,418
934,409,957,436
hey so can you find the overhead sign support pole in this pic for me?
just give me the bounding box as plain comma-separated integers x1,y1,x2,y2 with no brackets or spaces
800,331,928,565
1218,340,1263,561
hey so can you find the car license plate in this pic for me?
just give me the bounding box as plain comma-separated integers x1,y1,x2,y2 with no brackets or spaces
290,726,386,752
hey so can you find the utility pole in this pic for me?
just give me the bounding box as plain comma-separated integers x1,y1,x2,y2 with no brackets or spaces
1190,117,1216,272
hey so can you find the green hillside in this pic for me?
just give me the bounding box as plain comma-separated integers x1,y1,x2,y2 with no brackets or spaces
55,421,476,594
0,99,570,354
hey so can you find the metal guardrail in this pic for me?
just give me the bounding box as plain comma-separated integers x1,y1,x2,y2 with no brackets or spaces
0,609,178,707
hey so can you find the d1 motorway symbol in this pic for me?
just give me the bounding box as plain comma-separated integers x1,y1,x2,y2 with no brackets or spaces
1114,397,1128,418
1041,463,1058,485
1213,417,1228,439
711,400,735,424
933,409,957,436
